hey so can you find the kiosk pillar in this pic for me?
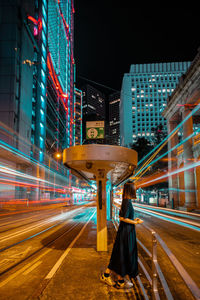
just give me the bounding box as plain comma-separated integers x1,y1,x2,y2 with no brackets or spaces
96,169,107,251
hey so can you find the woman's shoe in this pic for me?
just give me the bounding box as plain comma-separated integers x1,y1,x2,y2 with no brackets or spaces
100,272,115,286
115,280,133,289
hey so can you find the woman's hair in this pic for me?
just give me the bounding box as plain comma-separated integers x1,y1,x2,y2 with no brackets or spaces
122,181,136,200
120,181,136,217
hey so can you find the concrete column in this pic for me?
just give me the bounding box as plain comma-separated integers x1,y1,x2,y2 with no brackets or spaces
168,120,179,208
110,188,114,220
96,169,107,252
182,108,196,210
195,165,200,208
178,163,185,207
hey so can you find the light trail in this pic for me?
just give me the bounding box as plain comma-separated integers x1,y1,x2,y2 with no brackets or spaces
137,159,200,188
0,140,64,178
0,207,83,245
137,102,200,167
134,131,172,179
134,206,200,232
133,203,200,220
134,127,200,181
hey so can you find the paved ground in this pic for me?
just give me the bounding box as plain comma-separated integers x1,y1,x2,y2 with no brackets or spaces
33,221,145,300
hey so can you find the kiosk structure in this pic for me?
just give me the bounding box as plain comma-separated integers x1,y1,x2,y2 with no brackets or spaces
63,144,137,251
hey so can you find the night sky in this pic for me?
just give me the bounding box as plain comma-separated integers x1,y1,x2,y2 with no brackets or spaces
74,1,199,96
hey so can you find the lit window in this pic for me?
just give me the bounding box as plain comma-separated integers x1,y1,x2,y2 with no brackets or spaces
42,5,47,21
42,31,46,46
39,137,44,148
41,69,46,83
41,82,45,96
42,18,46,33
42,43,46,58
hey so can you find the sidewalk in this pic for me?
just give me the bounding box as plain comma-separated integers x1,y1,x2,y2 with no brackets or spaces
36,219,145,300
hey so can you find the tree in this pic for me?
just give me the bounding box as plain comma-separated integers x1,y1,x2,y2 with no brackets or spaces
130,137,153,162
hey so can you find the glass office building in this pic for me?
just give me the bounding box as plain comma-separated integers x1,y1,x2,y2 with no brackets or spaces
0,0,75,161
74,88,83,145
109,92,120,145
120,62,191,147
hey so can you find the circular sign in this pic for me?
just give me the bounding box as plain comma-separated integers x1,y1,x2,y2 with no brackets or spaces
87,128,98,139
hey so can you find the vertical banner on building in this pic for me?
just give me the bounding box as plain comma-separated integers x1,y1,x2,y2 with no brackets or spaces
86,121,105,139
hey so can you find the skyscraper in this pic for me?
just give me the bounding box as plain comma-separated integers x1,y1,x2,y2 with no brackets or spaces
109,92,120,145
120,62,191,147
82,84,106,143
0,0,76,201
74,87,82,145
0,0,75,163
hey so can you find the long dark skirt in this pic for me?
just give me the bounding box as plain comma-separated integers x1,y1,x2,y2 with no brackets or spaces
108,222,138,278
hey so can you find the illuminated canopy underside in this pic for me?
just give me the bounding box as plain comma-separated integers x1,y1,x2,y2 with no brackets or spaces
63,144,138,186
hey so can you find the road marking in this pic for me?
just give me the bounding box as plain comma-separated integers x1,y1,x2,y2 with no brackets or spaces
9,246,32,259
0,249,51,287
45,210,96,279
0,258,11,267
0,208,95,287
23,261,42,275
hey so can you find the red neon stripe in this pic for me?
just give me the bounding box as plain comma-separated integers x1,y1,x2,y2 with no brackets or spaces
47,53,69,112
28,15,38,25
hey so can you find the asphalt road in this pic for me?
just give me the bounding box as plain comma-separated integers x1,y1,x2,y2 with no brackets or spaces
0,203,199,300
0,203,95,300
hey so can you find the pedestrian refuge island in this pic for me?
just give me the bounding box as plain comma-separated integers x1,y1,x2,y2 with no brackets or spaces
63,144,137,251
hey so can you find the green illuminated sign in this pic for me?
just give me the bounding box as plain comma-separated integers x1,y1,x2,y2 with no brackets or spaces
86,121,105,139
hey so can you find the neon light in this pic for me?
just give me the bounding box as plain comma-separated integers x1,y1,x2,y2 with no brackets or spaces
62,93,69,99
28,16,42,32
47,52,69,112
28,16,38,25
34,27,38,36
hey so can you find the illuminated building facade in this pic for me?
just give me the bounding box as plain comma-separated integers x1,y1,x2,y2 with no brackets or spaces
109,92,120,145
47,0,75,154
163,49,200,210
0,0,75,163
74,88,82,145
0,0,76,200
120,62,191,147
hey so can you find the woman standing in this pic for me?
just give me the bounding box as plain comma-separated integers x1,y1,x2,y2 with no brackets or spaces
100,181,143,289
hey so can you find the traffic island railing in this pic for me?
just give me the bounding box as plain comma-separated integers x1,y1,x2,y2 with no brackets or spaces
112,203,200,300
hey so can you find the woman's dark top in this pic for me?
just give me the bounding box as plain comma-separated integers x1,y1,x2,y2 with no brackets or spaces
108,199,138,278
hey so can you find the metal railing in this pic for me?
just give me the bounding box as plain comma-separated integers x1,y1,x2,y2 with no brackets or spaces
112,203,200,300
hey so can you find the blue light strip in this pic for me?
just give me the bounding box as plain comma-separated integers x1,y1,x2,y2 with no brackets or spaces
135,127,200,178
137,103,200,167
134,206,200,232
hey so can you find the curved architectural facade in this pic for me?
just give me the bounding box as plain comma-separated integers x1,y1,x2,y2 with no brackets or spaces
163,49,200,211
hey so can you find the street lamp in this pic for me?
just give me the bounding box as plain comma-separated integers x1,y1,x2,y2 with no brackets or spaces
55,152,62,159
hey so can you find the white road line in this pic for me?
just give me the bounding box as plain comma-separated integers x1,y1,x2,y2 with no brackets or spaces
45,210,96,279
23,261,42,275
0,249,51,287
0,209,94,287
